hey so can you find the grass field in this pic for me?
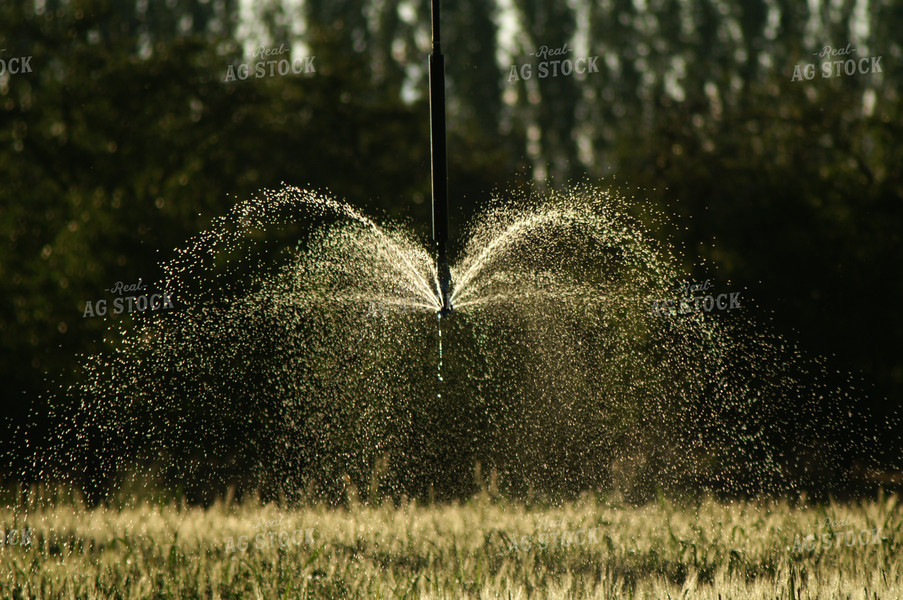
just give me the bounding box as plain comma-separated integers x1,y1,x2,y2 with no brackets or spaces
1,488,900,599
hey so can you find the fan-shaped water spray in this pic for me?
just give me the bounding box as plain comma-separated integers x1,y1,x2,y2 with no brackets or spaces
46,182,886,505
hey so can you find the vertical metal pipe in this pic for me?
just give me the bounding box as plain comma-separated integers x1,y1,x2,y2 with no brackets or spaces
429,0,452,315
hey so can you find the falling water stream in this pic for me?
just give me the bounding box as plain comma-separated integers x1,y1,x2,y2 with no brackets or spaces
436,317,444,391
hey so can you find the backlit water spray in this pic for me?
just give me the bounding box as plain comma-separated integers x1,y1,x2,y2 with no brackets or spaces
40,182,886,503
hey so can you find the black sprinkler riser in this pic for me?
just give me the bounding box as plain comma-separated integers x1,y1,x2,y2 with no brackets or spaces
429,0,452,315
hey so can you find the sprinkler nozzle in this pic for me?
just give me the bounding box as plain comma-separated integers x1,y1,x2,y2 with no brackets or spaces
438,255,452,317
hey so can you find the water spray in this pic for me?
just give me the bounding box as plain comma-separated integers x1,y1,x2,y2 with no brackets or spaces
430,0,453,316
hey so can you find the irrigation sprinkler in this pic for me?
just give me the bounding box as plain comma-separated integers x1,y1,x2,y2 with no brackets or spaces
429,0,452,316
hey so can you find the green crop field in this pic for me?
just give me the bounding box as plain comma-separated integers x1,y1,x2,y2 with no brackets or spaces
1,488,901,599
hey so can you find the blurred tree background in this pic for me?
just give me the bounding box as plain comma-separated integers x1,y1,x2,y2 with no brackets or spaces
1,0,900,495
